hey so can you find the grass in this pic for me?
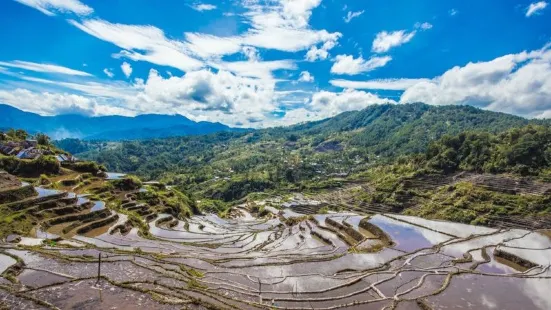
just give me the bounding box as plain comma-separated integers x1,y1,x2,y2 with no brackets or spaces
404,182,551,225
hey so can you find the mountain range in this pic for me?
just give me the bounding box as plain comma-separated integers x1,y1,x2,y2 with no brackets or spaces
0,104,246,141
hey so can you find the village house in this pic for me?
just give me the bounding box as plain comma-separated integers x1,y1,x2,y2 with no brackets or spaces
15,147,42,160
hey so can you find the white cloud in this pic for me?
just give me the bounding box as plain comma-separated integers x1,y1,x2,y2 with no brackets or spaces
242,46,260,62
0,60,91,76
2,68,280,127
103,68,114,78
308,89,394,114
191,3,216,11
14,0,93,16
276,89,395,125
330,78,430,90
298,71,314,82
305,39,338,61
15,75,137,99
69,19,204,72
449,8,458,16
372,30,416,53
400,46,551,118
183,0,341,59
526,1,548,17
240,0,341,52
414,22,433,30
183,33,242,59
331,55,392,75
211,59,295,79
0,88,130,116
68,0,339,79
343,10,364,23
121,62,132,78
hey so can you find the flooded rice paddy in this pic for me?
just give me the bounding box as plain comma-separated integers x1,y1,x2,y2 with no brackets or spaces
1,195,550,309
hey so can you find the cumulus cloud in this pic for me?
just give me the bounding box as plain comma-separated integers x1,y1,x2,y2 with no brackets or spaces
103,68,114,78
2,68,280,127
526,1,548,17
276,89,395,125
298,71,314,82
0,88,130,116
331,55,392,75
121,62,132,78
305,39,338,62
400,46,551,118
372,30,416,53
343,10,364,23
0,60,92,76
15,0,93,16
190,3,216,11
308,89,395,114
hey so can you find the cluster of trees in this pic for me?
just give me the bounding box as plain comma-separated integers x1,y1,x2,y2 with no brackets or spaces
1,129,49,145
426,125,551,176
0,155,60,176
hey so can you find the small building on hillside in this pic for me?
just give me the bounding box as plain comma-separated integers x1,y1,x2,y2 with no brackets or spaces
15,147,42,160
23,139,38,148
55,154,78,163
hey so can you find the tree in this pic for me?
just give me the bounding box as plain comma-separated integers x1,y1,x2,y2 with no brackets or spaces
36,133,50,146
15,129,28,140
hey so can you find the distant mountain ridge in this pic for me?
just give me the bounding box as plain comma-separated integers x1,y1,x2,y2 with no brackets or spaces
0,104,246,140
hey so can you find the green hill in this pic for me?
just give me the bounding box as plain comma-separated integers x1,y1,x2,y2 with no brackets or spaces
68,103,549,204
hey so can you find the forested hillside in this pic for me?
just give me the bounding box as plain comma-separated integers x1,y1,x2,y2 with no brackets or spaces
74,103,543,176
61,103,550,206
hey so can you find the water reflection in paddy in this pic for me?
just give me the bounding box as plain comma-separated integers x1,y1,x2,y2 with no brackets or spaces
5,196,551,310
367,215,452,252
90,200,105,212
34,187,61,198
426,274,551,310
105,172,126,180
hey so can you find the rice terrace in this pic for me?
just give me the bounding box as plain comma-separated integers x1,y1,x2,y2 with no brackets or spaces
1,165,550,309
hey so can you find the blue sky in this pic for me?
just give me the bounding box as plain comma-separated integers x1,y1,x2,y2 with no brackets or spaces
0,0,550,127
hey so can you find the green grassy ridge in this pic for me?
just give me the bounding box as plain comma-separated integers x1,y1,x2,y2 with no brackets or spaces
404,182,551,225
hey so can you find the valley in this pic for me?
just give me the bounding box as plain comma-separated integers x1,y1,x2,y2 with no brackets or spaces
2,103,551,309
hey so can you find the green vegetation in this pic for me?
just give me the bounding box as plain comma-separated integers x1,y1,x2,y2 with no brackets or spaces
0,155,60,177
69,104,547,204
405,182,551,225
62,161,106,175
111,176,143,191
136,186,198,218
427,125,551,176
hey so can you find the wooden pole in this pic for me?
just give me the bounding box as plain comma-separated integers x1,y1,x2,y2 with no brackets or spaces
97,253,101,284
258,278,262,304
